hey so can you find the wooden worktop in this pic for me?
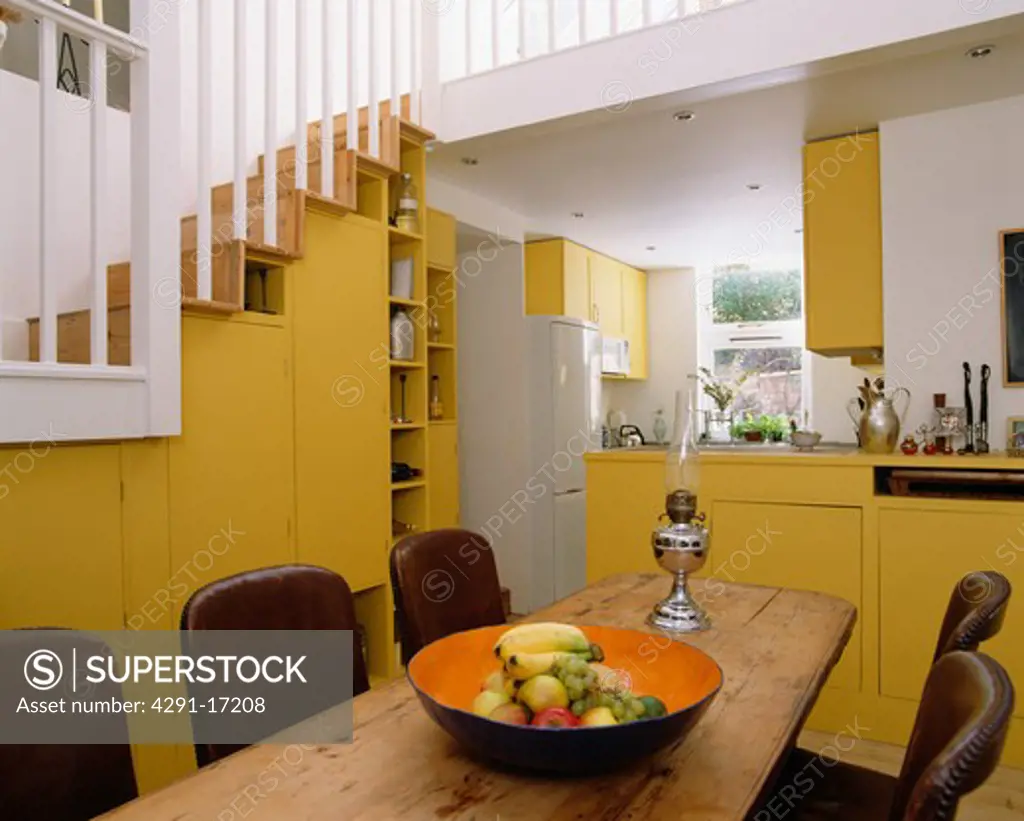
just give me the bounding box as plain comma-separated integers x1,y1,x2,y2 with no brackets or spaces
104,575,855,821
586,447,1024,470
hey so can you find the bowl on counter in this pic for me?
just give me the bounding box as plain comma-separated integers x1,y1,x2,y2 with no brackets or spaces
790,430,823,451
407,624,723,775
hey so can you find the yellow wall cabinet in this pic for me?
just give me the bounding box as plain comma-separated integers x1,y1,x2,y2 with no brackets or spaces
525,238,648,380
803,132,883,357
426,207,457,271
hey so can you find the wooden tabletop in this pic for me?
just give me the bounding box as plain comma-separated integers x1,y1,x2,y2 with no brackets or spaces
103,574,855,821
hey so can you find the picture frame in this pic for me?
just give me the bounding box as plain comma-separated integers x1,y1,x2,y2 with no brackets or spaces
1008,417,1024,451
999,229,1024,386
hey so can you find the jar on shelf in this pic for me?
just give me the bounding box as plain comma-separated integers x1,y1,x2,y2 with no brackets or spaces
428,308,442,343
395,173,419,234
429,376,444,421
390,309,414,361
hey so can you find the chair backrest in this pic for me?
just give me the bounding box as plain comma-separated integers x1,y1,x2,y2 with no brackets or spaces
889,651,1014,821
0,631,138,821
390,529,506,664
180,564,370,766
933,571,1011,662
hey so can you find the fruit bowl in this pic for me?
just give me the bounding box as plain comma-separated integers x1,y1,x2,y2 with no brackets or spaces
407,624,723,774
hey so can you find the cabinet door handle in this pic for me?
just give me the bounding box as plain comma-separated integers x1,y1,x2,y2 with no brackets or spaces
593,304,600,322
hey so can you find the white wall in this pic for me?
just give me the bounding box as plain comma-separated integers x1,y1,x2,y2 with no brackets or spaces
881,94,1024,438
603,267,697,439
456,235,533,613
0,70,132,358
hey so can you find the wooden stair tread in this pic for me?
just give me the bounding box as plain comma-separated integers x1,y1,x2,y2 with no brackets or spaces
355,151,397,181
303,190,355,218
244,241,300,265
180,297,242,316
398,118,435,147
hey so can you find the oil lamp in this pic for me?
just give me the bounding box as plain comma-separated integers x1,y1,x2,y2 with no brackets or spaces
647,392,711,633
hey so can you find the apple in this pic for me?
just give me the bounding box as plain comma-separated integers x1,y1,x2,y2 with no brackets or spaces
579,706,618,726
531,707,579,728
480,669,517,698
472,690,510,717
489,702,529,725
517,675,569,713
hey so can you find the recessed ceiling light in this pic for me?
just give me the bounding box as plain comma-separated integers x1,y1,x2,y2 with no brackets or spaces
672,110,696,122
966,44,995,59
572,212,584,219
747,183,762,191
645,245,657,251
460,157,479,166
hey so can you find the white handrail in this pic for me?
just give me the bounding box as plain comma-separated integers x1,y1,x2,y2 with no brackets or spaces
5,0,148,59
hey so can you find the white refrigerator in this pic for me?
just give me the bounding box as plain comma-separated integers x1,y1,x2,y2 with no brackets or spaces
525,316,603,611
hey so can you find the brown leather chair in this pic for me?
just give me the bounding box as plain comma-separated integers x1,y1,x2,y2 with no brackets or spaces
390,529,506,664
749,652,1013,821
931,571,1011,661
0,632,138,821
180,564,370,766
750,571,1012,821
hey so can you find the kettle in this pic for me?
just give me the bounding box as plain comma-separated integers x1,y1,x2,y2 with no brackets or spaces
619,425,646,448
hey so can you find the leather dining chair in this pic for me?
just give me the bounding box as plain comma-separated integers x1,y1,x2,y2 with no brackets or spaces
0,631,138,821
180,564,370,767
750,570,1012,821
390,529,506,665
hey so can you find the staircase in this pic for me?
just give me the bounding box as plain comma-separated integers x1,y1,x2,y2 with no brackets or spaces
27,99,433,365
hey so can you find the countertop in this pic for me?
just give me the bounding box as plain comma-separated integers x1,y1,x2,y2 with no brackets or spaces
585,447,1024,470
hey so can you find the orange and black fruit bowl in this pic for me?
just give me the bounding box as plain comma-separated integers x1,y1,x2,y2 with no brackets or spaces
407,624,723,775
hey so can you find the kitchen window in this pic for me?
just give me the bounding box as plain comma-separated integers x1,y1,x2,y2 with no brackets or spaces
698,268,807,420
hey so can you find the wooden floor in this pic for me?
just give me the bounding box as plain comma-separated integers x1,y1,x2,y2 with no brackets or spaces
799,730,1024,819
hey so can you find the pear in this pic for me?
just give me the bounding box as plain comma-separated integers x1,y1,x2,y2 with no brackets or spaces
472,689,510,717
579,706,618,726
517,674,568,713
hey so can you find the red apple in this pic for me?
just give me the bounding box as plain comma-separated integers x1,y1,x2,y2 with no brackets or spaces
489,703,529,725
531,707,579,728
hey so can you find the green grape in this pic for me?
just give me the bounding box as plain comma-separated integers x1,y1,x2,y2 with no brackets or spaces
598,693,614,709
612,701,626,720
630,699,644,716
567,685,582,702
571,699,587,717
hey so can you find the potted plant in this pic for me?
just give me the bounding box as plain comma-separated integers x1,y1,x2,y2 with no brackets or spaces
758,414,790,443
0,5,22,54
730,413,762,442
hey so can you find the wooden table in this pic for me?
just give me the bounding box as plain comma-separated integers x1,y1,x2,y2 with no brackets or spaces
103,574,856,821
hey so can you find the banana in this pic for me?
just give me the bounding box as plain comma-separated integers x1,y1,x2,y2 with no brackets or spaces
504,651,572,680
493,622,591,660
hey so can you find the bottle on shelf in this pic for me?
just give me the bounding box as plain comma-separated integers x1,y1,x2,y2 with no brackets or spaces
395,173,420,234
429,375,444,421
390,308,414,361
428,307,442,343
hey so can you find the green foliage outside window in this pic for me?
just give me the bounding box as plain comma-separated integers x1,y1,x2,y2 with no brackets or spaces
712,270,802,324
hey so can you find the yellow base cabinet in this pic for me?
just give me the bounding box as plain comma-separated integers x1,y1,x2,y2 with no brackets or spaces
708,501,862,692
803,132,883,357
879,504,1024,717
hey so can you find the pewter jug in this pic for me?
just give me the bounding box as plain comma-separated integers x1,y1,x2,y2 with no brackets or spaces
847,388,910,454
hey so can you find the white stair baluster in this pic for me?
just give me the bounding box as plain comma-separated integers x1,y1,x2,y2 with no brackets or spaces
90,39,108,364
197,0,212,299
264,0,278,247
38,16,57,363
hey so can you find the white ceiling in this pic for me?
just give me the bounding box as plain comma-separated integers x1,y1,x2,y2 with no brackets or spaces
429,15,1024,272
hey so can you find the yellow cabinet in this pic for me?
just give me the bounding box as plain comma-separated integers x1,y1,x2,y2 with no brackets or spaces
524,238,590,322
621,266,648,380
169,315,296,622
426,207,456,271
589,253,624,337
708,501,862,691
803,131,883,356
0,444,124,630
428,423,460,528
293,213,390,593
879,506,1024,717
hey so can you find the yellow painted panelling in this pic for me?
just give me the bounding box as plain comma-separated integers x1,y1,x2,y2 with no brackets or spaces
0,443,124,630
879,506,1024,718
589,252,624,337
586,459,663,583
293,213,390,592
709,501,862,691
804,132,883,354
168,315,296,625
701,461,873,507
524,240,566,316
622,266,648,380
428,423,460,528
562,241,591,322
426,207,456,270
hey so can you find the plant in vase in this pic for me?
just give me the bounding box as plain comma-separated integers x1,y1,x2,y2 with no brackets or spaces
0,5,22,53
695,366,751,441
730,413,761,442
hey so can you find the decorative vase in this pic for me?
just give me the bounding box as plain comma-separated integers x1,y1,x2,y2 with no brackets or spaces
0,20,9,53
652,410,668,445
703,409,732,443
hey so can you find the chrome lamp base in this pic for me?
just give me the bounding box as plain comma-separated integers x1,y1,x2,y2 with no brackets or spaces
646,572,711,634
